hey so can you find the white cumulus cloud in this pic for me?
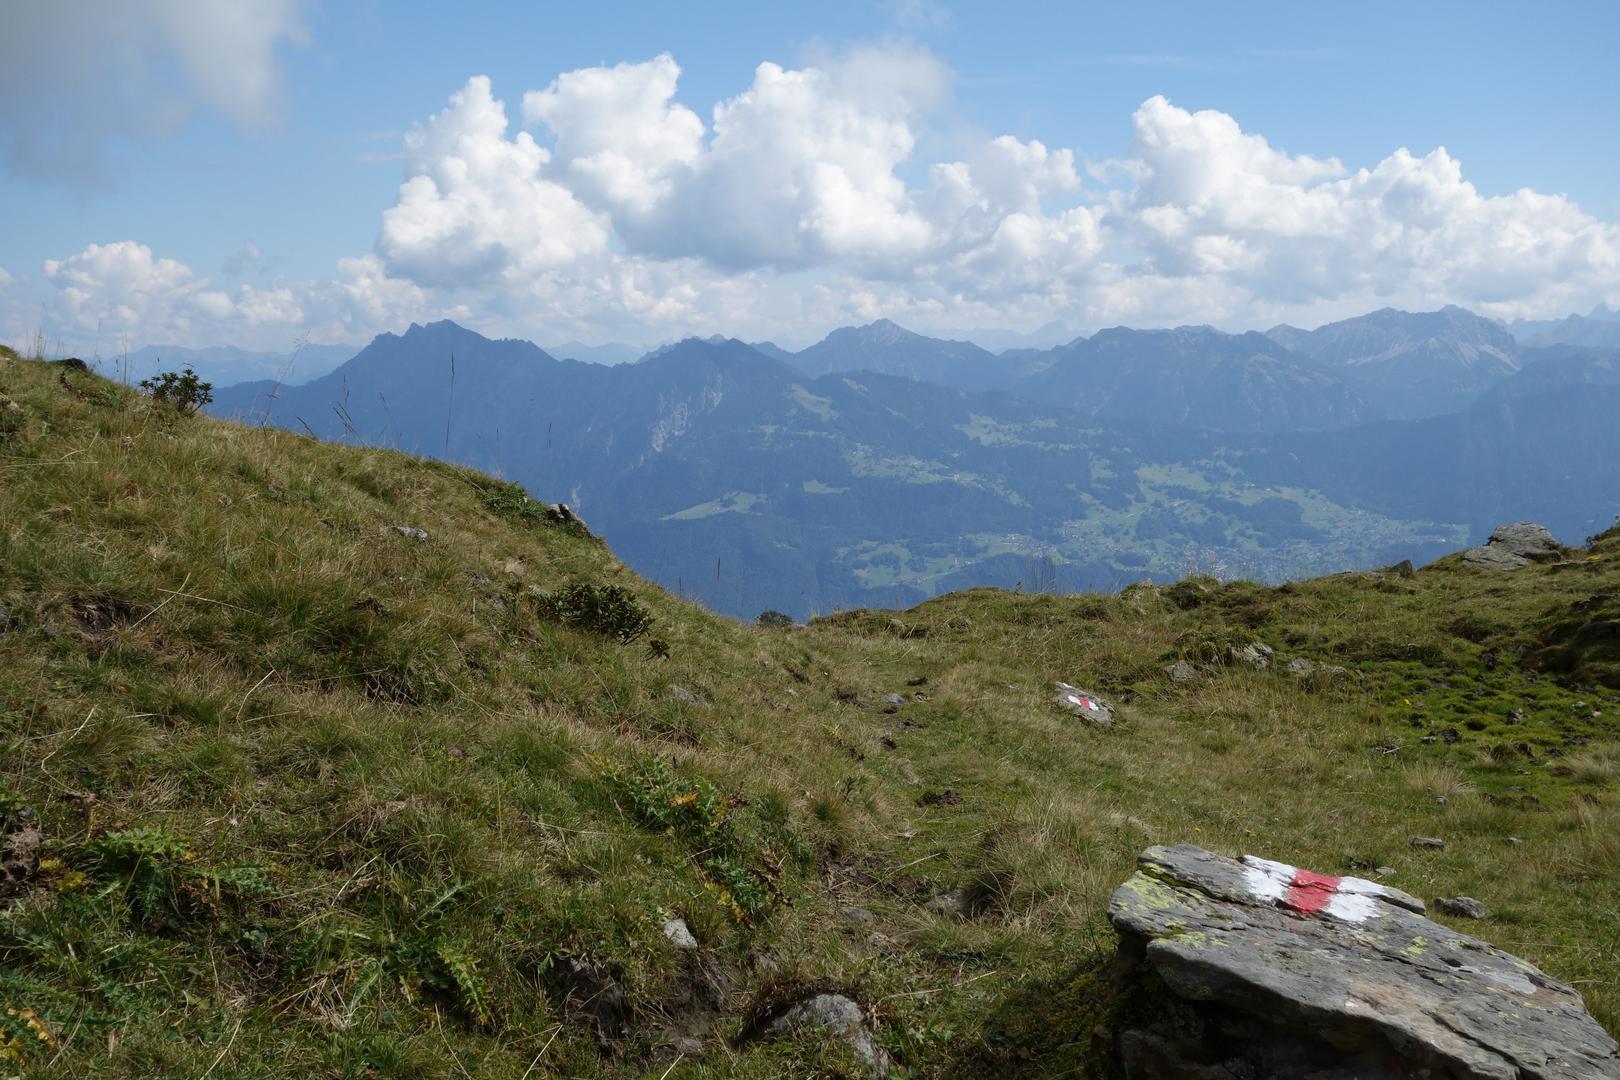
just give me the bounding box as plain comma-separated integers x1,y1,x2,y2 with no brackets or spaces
375,45,1104,313
1118,96,1620,322
377,76,610,288
521,54,704,216
18,52,1620,351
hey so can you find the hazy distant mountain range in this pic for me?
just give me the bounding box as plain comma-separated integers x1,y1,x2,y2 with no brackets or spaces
96,343,361,389
1265,305,1521,420
1508,304,1620,350
208,306,1620,618
541,341,650,365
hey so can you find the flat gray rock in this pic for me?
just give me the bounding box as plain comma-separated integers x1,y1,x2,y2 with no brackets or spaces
1107,844,1619,1078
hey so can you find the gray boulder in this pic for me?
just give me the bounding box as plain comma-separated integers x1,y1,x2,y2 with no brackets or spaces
1108,844,1620,1078
1463,521,1561,571
1488,521,1561,558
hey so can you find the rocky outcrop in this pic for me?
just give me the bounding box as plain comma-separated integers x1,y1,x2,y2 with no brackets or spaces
1107,844,1620,1078
1463,521,1562,571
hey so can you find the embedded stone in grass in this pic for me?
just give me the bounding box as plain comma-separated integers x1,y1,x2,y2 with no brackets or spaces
662,917,699,950
391,525,429,541
925,888,984,919
754,994,891,1078
1411,835,1446,849
669,685,706,707
1053,682,1115,725
1107,845,1620,1078
1436,895,1489,919
1163,659,1198,685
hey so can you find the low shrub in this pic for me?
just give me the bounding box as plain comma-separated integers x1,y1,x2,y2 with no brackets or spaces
138,367,213,415
535,582,653,644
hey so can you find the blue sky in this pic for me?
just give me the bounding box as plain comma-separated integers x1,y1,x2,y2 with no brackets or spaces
3,1,1618,354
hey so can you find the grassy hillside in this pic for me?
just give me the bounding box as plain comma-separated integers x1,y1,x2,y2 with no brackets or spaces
1,347,1616,1077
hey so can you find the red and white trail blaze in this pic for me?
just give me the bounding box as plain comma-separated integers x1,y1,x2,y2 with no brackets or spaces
1240,856,1398,923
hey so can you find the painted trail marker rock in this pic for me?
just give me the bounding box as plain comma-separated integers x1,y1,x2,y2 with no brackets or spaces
1053,682,1115,725
1107,844,1620,1078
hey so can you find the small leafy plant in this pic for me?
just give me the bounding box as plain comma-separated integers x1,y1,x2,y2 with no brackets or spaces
290,880,494,1028
606,755,776,921
88,826,265,928
139,366,213,415
534,582,653,644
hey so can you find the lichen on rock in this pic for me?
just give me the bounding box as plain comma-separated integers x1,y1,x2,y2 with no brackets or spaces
1106,844,1620,1078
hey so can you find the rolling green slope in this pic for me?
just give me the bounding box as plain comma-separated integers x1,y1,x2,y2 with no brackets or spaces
2,348,1616,1076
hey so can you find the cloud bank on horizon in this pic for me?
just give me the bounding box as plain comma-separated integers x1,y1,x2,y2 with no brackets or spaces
5,42,1619,353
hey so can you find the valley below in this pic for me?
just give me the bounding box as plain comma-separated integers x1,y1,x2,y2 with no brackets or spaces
209,307,1620,620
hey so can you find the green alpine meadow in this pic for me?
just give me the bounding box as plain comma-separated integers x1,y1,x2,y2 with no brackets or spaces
2,345,1615,1076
